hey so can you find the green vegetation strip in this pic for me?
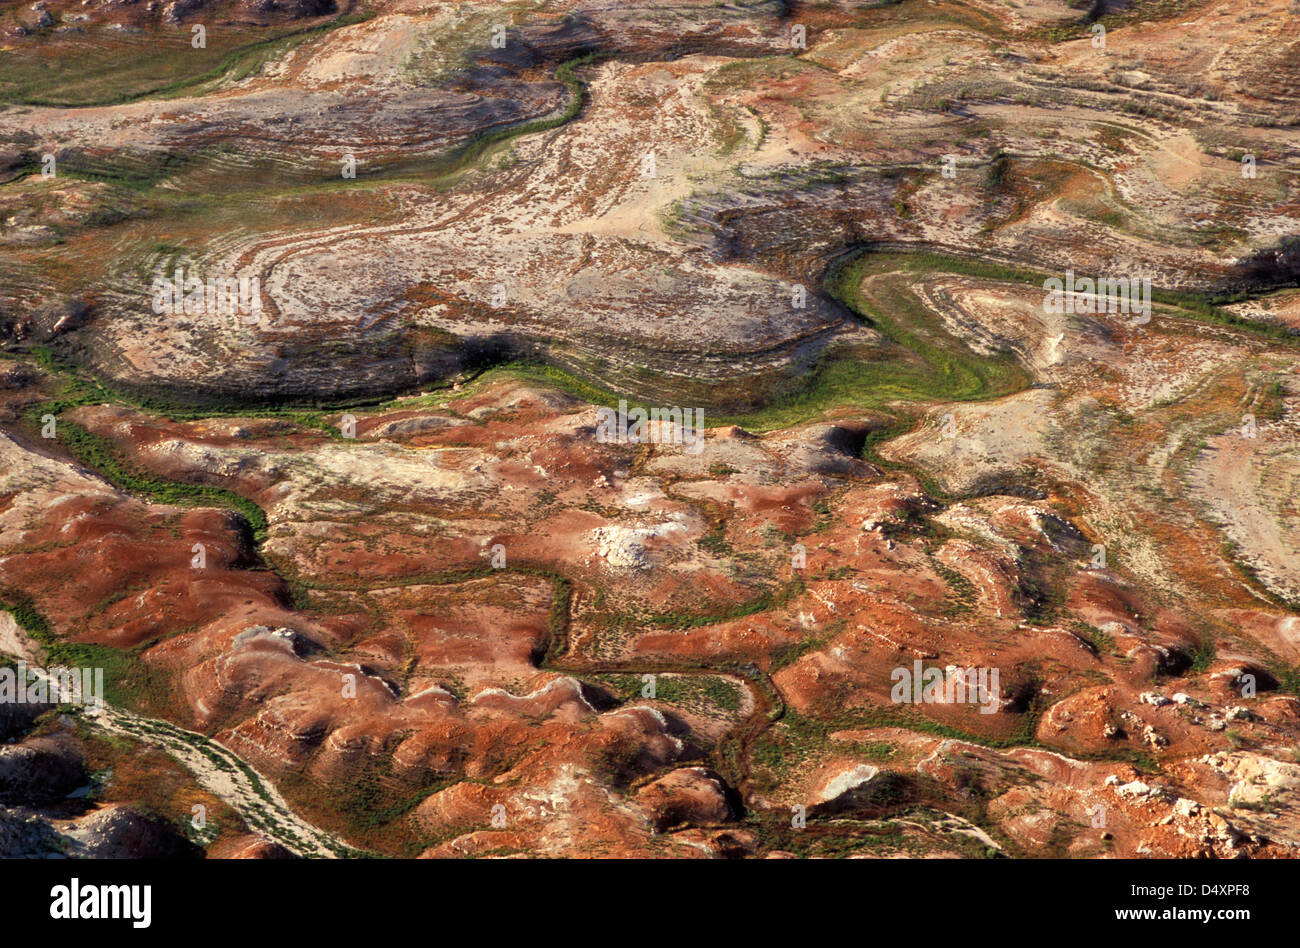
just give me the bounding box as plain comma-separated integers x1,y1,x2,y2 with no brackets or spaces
858,247,1300,345
0,14,373,108
51,416,267,546
492,244,1296,433
417,52,599,185
0,593,168,709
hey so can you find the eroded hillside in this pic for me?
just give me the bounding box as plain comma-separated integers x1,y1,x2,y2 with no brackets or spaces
1,0,1298,858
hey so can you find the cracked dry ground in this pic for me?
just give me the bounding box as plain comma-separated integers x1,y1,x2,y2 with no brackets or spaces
1,0,1300,857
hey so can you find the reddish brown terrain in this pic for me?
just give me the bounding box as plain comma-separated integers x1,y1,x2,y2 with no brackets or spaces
0,0,1298,859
